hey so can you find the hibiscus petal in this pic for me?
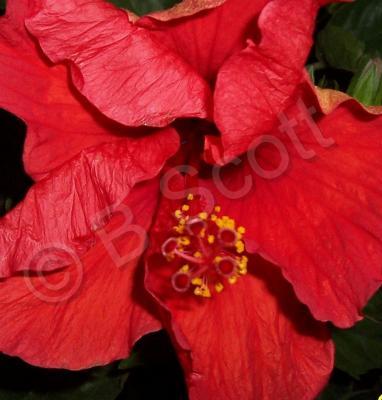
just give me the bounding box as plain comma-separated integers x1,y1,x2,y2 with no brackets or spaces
0,8,143,180
146,251,333,400
0,180,161,369
206,87,382,327
209,0,319,163
26,0,211,127
0,130,179,277
139,0,268,80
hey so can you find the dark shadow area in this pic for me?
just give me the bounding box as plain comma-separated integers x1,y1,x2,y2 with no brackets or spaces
0,0,5,16
0,109,33,216
117,331,189,400
0,331,188,400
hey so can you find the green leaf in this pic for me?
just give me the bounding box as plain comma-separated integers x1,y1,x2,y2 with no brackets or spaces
333,290,382,379
118,351,145,370
316,25,367,73
328,0,382,60
348,59,382,105
106,0,181,15
317,0,382,74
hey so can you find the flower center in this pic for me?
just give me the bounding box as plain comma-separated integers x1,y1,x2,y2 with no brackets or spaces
161,194,248,298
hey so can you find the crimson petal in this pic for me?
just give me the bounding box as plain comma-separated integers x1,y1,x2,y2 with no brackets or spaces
26,0,211,127
0,180,161,369
139,0,269,80
206,86,382,327
209,0,319,163
0,3,157,180
146,247,333,399
0,131,178,277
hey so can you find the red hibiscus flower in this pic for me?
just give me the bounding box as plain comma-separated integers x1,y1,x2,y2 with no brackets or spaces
0,0,381,399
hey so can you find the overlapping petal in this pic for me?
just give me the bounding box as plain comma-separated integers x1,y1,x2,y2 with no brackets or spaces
1,4,159,181
0,130,179,277
208,0,320,163
0,180,161,369
140,0,269,80
26,0,211,128
204,85,382,327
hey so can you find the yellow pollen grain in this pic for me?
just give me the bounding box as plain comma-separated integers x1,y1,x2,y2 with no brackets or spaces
236,240,245,253
173,226,184,234
238,256,248,275
180,264,190,273
179,237,191,246
228,276,238,285
214,206,222,213
191,277,203,286
182,204,190,212
194,251,203,258
187,193,194,201
174,210,182,219
198,212,208,220
210,214,217,221
194,286,211,298
216,216,236,230
238,226,246,234
215,283,224,293
207,235,215,244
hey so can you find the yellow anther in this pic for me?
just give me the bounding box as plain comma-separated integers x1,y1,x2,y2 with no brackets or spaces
179,218,186,226
194,285,211,298
236,240,245,254
174,210,182,219
237,226,246,234
180,264,190,273
194,251,203,258
215,216,235,230
191,277,203,286
238,256,248,275
228,276,238,285
199,212,208,220
214,206,222,213
173,225,184,234
215,283,224,293
207,235,215,244
187,193,194,201
182,204,190,212
179,237,191,246
211,214,217,221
